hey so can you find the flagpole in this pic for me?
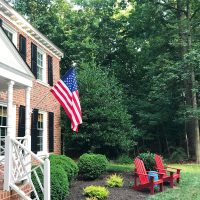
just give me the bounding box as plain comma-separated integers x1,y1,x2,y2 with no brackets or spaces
32,91,51,111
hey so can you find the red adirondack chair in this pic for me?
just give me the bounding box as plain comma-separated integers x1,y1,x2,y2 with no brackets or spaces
154,154,181,188
133,157,164,195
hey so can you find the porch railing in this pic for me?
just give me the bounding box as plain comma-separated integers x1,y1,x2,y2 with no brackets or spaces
3,135,50,200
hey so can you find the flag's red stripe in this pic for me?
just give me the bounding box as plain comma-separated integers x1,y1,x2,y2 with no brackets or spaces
74,91,82,118
50,89,72,120
51,87,77,128
54,85,72,109
58,81,72,99
72,93,82,124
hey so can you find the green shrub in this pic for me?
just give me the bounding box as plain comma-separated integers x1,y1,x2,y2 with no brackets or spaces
106,174,123,187
49,154,78,183
83,186,109,200
116,154,132,164
169,147,187,163
51,164,69,200
31,162,69,200
138,152,155,171
78,153,108,180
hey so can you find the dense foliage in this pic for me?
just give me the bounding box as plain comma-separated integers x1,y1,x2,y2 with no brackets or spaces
83,185,109,200
31,161,69,200
106,174,124,188
49,154,78,183
15,0,200,162
138,152,155,171
51,164,69,200
78,153,108,180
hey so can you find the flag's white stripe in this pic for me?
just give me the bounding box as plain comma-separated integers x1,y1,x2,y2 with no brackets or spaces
72,93,82,123
72,99,82,123
52,87,73,117
74,91,81,108
56,83,72,105
53,87,79,126
60,80,72,96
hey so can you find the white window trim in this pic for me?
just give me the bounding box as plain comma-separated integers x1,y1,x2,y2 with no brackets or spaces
37,111,47,156
2,22,17,47
37,48,47,84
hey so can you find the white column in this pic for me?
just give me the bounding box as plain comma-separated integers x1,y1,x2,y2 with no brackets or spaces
4,80,14,191
25,87,31,137
25,87,32,180
7,81,14,137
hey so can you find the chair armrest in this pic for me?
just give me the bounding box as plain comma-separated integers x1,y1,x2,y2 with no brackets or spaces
166,166,181,170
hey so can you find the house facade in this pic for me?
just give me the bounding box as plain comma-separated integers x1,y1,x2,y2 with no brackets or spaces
0,0,63,199
0,0,63,155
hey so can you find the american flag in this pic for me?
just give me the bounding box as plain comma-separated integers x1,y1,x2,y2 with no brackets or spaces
50,68,82,132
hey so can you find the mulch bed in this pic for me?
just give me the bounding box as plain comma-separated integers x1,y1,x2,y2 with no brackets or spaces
66,172,149,200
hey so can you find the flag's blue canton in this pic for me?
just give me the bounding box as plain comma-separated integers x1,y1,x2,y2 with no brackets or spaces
62,68,78,93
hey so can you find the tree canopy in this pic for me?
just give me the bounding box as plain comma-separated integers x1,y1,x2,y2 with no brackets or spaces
15,0,200,161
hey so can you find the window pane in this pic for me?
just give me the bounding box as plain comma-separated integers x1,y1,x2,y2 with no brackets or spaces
37,113,44,151
2,117,6,126
4,29,13,41
3,107,7,117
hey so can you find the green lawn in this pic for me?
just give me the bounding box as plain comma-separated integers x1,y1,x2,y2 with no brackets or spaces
148,164,200,200
107,163,200,200
107,163,134,172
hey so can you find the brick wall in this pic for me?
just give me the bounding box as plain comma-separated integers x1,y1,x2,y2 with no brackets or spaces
0,13,61,154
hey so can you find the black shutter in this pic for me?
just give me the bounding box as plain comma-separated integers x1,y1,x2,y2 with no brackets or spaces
31,109,38,153
48,55,53,86
19,34,26,61
48,112,54,152
18,105,26,137
0,19,2,27
31,43,37,78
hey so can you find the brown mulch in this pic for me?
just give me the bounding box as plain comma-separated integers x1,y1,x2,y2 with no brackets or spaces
66,172,149,200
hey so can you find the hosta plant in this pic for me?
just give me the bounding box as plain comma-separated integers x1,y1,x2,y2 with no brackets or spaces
106,174,123,187
83,185,109,200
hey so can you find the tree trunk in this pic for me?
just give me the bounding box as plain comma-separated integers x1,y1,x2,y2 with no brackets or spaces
177,0,200,162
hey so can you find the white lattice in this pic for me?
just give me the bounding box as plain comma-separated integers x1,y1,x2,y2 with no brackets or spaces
4,136,50,200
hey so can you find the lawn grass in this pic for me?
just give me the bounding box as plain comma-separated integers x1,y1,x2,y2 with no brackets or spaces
148,164,200,200
107,163,134,172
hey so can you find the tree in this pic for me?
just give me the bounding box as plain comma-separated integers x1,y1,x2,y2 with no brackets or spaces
64,62,138,158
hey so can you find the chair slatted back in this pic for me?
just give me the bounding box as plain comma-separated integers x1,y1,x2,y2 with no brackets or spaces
155,154,167,175
134,158,149,184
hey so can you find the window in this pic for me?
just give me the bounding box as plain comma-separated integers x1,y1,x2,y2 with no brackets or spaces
31,43,47,83
37,113,44,152
0,105,7,156
4,29,13,41
37,51,44,81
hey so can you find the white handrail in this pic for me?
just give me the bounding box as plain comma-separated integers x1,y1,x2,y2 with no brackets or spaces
10,137,44,164
4,135,50,200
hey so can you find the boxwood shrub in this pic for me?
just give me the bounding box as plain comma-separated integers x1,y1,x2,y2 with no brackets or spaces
31,162,69,200
49,154,78,183
51,163,69,200
78,153,108,180
138,152,155,171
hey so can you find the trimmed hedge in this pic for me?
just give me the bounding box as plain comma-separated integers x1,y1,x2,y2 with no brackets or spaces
138,152,155,171
31,162,69,200
51,164,69,200
78,153,108,180
49,154,78,183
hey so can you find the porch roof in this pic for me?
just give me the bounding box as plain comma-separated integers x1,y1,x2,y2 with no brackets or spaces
0,27,35,90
